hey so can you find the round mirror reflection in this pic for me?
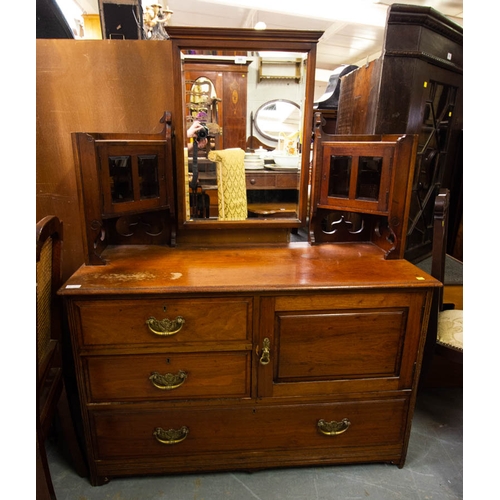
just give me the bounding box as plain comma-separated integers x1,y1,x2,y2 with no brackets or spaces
254,99,300,142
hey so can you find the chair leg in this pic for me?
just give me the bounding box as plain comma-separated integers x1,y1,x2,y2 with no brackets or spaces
56,383,88,478
37,430,57,500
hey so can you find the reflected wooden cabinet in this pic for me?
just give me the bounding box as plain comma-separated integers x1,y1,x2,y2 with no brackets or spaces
189,164,300,219
184,61,249,150
246,170,300,218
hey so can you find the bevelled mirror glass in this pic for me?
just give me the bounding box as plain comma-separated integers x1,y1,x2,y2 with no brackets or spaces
169,28,322,229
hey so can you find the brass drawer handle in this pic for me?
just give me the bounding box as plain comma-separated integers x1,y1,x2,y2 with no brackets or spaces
149,370,187,390
153,426,189,445
258,337,271,365
146,316,185,336
317,418,351,436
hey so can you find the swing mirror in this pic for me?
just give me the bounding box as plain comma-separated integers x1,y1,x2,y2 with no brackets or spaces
168,27,322,229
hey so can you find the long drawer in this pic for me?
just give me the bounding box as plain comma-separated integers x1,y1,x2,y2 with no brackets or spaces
90,397,409,460
85,351,252,402
73,297,252,346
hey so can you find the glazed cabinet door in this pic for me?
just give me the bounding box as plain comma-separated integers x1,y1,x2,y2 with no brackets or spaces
257,290,429,398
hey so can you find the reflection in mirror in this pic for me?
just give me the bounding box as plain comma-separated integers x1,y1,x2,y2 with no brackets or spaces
180,48,309,224
254,99,300,142
190,77,216,106
187,76,221,143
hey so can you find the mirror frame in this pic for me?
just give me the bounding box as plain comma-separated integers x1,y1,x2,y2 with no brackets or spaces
254,99,301,143
168,27,322,231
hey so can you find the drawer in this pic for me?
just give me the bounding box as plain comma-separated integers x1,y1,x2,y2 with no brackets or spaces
246,172,299,190
90,397,408,460
74,297,252,346
85,351,252,402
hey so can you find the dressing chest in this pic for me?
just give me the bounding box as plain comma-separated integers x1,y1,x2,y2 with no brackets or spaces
57,27,440,486
61,243,437,485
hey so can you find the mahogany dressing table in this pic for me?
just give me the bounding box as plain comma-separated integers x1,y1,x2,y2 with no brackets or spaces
59,28,439,486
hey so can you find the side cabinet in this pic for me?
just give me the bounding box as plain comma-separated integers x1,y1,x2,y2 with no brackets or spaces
71,114,176,266
61,246,436,486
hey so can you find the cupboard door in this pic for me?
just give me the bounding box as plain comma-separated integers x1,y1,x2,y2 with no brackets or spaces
319,142,395,214
97,142,169,217
258,290,427,398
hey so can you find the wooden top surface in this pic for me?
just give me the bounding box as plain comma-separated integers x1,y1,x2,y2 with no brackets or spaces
59,243,440,296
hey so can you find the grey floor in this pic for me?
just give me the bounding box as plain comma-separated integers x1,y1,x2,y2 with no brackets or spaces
47,387,463,500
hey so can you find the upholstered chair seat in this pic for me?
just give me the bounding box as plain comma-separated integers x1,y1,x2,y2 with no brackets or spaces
437,309,463,353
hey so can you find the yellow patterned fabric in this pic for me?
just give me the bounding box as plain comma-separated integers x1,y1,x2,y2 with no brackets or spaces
208,148,247,220
437,309,463,351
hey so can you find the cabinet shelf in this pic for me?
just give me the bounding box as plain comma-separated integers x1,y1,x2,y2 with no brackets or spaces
258,58,302,83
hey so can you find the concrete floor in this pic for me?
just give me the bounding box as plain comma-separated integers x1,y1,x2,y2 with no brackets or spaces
46,387,463,500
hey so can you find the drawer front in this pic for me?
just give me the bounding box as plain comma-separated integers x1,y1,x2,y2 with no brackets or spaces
246,172,299,190
74,297,252,346
275,172,299,189
90,397,408,460
85,351,251,402
246,173,276,189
